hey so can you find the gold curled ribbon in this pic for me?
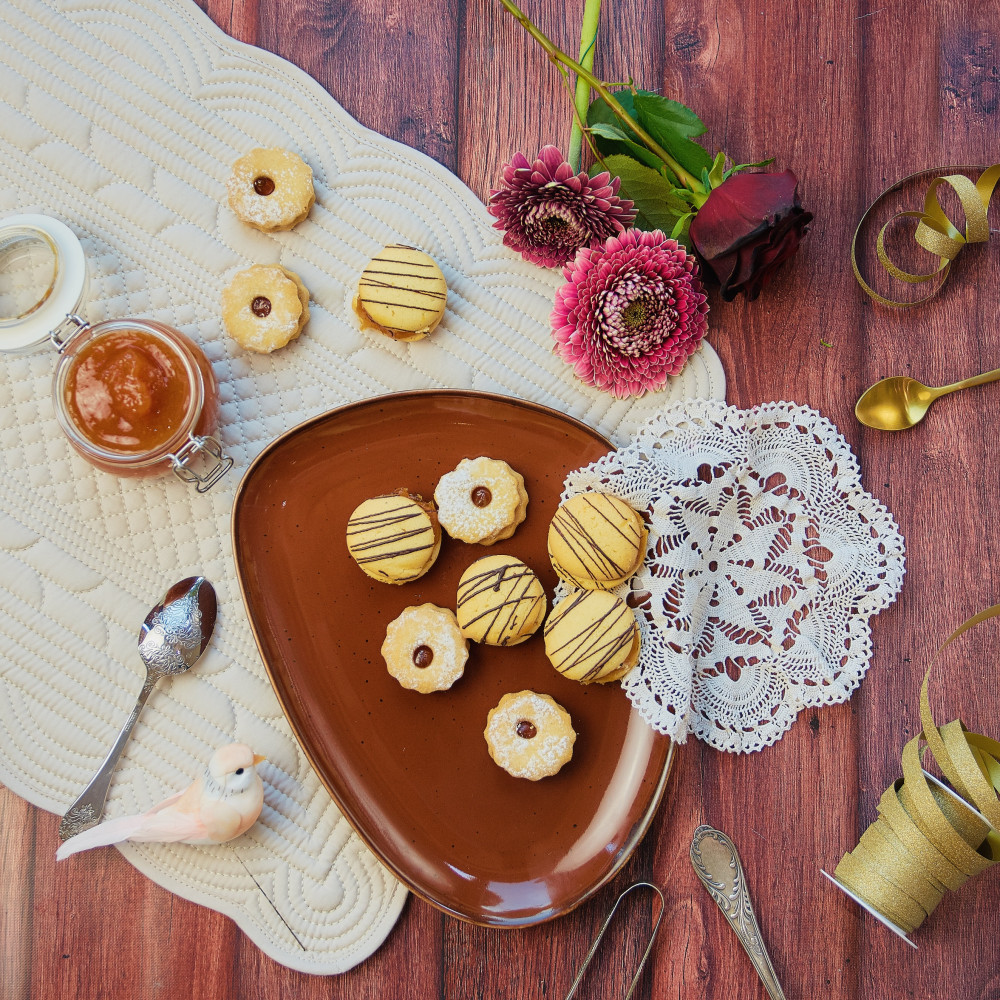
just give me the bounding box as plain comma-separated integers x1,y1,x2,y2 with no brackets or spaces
833,605,1000,936
851,164,1000,307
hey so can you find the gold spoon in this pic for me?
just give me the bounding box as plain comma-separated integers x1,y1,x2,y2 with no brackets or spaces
855,367,1000,430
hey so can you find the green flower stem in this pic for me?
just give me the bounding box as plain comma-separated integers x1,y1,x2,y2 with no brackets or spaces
567,0,601,173
499,0,704,193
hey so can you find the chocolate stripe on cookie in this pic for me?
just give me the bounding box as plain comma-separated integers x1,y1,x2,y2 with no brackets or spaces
550,495,644,582
457,559,545,646
346,497,438,577
544,591,636,680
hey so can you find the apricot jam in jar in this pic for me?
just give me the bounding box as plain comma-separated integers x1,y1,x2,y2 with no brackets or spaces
53,318,228,485
0,215,231,490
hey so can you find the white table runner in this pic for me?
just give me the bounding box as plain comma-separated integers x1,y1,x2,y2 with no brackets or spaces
0,0,725,973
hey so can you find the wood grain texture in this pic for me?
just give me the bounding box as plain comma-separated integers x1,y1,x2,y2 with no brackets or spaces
4,0,1000,998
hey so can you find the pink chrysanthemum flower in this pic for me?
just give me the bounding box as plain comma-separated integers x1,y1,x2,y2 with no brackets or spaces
487,145,635,268
551,230,709,398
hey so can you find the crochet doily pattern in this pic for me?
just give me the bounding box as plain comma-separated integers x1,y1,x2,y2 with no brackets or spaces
562,399,906,753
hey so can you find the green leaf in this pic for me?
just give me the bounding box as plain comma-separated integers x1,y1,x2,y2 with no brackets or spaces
669,187,700,207
707,151,726,189
632,91,713,177
587,98,670,175
723,156,776,180
602,155,688,234
670,212,694,248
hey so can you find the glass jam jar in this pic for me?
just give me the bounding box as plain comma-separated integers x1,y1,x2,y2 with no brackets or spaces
0,214,231,491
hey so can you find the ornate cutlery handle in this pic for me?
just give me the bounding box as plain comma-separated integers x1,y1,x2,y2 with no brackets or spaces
58,675,156,841
690,825,787,1000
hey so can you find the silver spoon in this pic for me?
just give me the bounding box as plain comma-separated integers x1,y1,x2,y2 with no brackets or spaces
691,825,787,1000
58,577,217,841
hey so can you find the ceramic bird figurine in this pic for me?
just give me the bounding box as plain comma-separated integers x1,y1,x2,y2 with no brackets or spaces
56,743,266,860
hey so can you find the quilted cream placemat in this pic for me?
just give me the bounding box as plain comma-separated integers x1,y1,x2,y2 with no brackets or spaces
0,0,726,974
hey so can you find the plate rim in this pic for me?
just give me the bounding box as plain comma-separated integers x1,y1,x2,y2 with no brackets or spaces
231,388,676,927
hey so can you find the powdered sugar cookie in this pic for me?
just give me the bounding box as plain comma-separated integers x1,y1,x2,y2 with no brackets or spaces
381,604,469,693
434,456,528,545
227,147,314,232
221,264,309,353
484,690,576,780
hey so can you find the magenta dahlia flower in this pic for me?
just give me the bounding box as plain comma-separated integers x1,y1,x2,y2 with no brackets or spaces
487,145,635,268
551,230,709,398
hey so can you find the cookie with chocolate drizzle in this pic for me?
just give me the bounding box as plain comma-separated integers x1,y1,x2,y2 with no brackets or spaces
346,490,441,584
547,492,648,591
455,555,546,646
353,244,447,341
544,589,640,684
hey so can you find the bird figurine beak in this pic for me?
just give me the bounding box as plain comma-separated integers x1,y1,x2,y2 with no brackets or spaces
252,754,267,765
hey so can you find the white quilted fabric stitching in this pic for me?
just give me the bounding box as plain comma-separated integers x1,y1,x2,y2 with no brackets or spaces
562,400,905,754
0,0,725,973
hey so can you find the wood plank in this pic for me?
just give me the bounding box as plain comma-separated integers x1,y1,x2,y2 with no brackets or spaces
7,1,1000,997
853,2,1000,996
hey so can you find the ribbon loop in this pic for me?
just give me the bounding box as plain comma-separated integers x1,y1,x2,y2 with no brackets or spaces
852,165,1000,307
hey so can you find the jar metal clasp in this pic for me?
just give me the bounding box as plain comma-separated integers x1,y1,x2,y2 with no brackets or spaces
169,434,233,493
51,313,88,351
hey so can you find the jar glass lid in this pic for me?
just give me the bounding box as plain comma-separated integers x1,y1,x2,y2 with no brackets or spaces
0,214,87,353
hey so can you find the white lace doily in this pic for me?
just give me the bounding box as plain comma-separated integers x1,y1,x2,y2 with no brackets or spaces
562,399,906,753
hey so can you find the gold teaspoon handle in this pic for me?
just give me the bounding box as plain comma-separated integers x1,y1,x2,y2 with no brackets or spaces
939,365,1000,396
691,825,787,1000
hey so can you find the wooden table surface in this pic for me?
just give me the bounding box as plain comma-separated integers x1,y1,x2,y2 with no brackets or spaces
3,1,1000,997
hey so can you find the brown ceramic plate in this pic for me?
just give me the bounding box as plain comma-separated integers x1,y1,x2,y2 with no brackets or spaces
232,390,673,926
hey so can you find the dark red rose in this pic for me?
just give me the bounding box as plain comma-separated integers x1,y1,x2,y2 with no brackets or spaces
688,169,812,301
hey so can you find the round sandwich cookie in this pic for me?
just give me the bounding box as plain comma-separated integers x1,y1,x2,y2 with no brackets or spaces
434,456,528,545
352,244,447,341
455,554,546,646
548,492,647,591
381,604,469,693
544,589,640,684
227,147,314,232
221,264,309,353
484,690,576,780
346,490,441,584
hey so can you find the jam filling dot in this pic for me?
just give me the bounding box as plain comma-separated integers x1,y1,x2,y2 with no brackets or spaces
412,645,434,668
515,719,537,740
471,486,492,508
251,296,272,318
253,175,276,196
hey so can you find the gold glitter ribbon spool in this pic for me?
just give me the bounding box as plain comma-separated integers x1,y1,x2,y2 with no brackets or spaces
851,164,1000,307
824,605,1000,945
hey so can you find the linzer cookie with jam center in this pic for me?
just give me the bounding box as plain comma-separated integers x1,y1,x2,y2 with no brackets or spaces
346,490,441,584
455,555,546,646
227,147,315,232
544,590,640,684
547,492,647,591
434,456,528,545
353,244,447,341
484,690,576,780
381,604,469,693
221,264,310,353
